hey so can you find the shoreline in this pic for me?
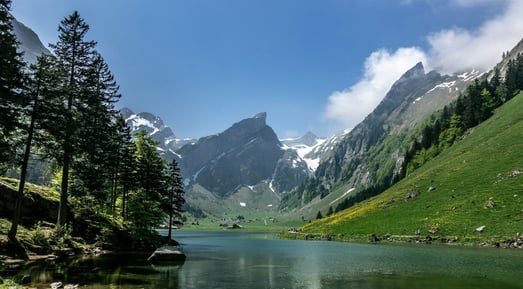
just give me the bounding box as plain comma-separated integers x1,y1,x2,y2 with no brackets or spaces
280,230,523,249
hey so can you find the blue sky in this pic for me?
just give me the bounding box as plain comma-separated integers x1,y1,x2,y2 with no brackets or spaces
11,0,523,139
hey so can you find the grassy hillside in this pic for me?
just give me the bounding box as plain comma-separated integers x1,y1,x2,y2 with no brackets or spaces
298,92,523,244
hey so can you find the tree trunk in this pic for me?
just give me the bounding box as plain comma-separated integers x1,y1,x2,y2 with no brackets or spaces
8,81,40,241
57,149,70,232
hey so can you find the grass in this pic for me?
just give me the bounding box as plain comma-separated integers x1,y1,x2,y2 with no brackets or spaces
300,92,523,245
0,176,60,202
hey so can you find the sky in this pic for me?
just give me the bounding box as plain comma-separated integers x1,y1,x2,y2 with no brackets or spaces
10,0,523,140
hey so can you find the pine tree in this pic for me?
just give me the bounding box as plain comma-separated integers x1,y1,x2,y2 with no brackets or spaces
73,52,120,204
505,59,519,99
127,131,167,231
8,55,63,240
117,118,137,220
134,130,166,202
166,159,185,241
0,0,27,166
48,11,97,231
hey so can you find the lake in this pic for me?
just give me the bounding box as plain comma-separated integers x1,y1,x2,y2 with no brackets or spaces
3,231,523,288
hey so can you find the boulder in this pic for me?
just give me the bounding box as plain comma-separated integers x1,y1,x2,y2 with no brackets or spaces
404,191,420,200
475,225,486,232
484,197,495,209
147,245,186,262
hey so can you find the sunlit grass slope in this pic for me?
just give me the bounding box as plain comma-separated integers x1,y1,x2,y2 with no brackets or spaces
301,93,523,244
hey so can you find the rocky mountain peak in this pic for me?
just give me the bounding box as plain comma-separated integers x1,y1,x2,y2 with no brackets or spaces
120,107,194,157
254,112,267,120
401,62,425,80
227,112,268,136
177,112,287,197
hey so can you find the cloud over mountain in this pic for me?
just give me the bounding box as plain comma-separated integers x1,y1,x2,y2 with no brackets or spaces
428,0,523,73
324,48,427,131
324,0,523,131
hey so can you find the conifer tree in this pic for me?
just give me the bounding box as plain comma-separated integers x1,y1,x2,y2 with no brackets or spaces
48,11,97,231
166,158,185,240
73,52,120,204
8,55,62,240
108,115,131,215
0,0,26,166
116,118,137,220
127,131,167,231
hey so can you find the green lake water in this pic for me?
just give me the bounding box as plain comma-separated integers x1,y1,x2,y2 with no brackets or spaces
3,231,523,288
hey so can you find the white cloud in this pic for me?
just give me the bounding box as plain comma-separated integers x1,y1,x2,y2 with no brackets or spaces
324,47,427,130
428,0,523,73
324,0,523,130
402,0,506,7
452,0,505,7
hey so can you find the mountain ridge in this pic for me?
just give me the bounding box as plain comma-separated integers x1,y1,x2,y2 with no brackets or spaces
11,16,51,64
299,91,523,243
280,61,482,211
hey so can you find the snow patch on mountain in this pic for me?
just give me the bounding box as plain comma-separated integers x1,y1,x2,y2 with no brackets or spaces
281,132,326,172
121,107,195,157
457,69,482,82
330,188,355,206
413,69,482,104
127,114,161,135
280,131,349,172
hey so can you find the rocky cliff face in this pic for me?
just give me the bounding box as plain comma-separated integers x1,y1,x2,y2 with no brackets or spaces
178,112,287,198
282,62,481,209
11,16,51,64
315,62,443,185
489,38,523,80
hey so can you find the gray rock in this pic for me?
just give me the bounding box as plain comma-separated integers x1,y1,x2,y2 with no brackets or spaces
147,245,186,262
404,191,420,200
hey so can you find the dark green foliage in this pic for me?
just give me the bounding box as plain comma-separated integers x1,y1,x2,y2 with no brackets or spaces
1,10,182,249
124,131,169,235
8,56,57,240
47,11,98,230
403,53,523,177
505,54,523,98
316,211,323,220
165,158,186,239
0,0,27,165
134,130,166,203
72,52,121,202
114,116,137,219
326,206,333,216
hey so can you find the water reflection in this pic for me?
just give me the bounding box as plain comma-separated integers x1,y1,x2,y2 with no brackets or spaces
2,252,184,289
2,231,523,289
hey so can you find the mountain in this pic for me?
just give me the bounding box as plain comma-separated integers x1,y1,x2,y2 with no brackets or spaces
281,132,328,172
489,37,523,80
11,16,51,64
121,107,194,158
120,109,312,217
281,62,482,211
177,112,310,198
300,91,523,244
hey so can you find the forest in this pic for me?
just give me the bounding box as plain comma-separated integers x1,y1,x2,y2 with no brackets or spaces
0,1,185,256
